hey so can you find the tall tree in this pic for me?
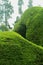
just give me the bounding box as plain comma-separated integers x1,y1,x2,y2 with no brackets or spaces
0,4,3,23
2,0,14,27
28,0,33,8
18,0,24,15
15,16,20,23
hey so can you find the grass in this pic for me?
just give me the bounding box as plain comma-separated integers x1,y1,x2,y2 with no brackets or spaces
0,31,43,65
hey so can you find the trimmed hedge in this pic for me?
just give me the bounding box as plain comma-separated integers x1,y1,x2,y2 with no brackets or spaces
14,7,43,46
26,10,43,46
0,31,43,65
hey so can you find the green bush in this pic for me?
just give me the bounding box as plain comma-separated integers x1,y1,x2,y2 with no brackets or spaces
14,23,26,38
14,7,42,26
14,7,43,46
26,9,43,46
0,31,43,65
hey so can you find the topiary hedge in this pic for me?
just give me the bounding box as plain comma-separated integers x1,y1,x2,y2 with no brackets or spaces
14,7,43,46
26,9,43,46
0,31,43,65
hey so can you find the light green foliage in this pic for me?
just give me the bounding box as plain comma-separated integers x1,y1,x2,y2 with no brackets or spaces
19,7,42,25
0,31,43,65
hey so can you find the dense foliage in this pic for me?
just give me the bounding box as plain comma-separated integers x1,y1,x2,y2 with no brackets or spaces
0,31,43,65
0,6,43,65
14,23,26,38
26,10,43,46
14,7,43,46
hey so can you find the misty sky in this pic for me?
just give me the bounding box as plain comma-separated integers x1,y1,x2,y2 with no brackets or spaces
0,0,43,26
9,0,43,27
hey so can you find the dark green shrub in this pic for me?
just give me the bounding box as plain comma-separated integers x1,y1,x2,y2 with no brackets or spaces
14,7,41,34
14,7,43,46
14,23,26,38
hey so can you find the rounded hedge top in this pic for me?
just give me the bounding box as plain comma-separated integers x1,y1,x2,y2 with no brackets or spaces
14,7,43,46
0,31,43,65
19,7,42,25
26,8,43,46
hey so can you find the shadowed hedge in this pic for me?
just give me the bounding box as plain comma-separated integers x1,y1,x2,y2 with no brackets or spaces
0,31,43,65
14,23,26,38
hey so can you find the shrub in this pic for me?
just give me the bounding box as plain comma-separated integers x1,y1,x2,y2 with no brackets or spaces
0,32,43,65
14,7,43,46
26,10,43,46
